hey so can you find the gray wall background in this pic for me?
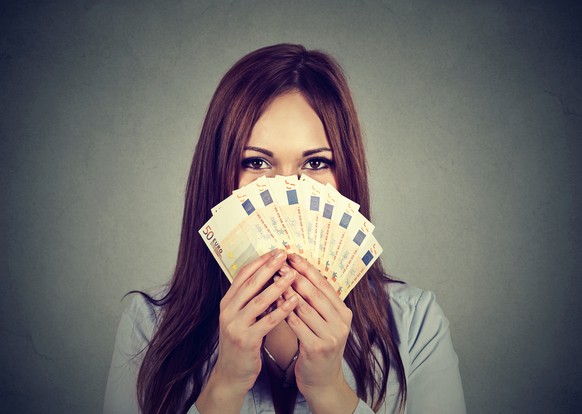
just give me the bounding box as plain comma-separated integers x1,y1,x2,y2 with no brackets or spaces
1,1,581,413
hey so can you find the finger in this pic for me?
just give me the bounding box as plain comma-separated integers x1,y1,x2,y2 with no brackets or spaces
229,250,287,310
222,249,282,305
282,280,329,338
292,273,353,336
291,273,340,326
251,293,300,337
268,275,286,308
274,281,285,308
285,305,319,346
288,254,344,310
240,264,297,322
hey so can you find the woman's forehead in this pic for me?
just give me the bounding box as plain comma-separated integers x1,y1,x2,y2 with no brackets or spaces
247,92,329,150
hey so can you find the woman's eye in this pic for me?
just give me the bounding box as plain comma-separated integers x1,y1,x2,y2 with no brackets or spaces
242,158,270,170
303,158,333,170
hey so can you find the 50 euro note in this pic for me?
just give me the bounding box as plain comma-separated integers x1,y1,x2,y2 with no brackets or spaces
198,213,258,282
316,185,341,270
318,184,360,277
299,175,327,264
199,186,282,281
241,176,298,254
268,176,308,255
336,235,383,300
328,216,375,285
323,205,369,279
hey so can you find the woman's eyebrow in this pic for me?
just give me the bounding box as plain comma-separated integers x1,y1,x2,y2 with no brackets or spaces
243,146,332,157
302,148,332,157
244,146,274,157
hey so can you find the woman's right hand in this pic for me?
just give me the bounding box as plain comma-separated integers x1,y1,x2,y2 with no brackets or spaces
195,249,299,413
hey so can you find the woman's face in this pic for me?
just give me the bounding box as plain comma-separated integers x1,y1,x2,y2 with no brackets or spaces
238,92,337,189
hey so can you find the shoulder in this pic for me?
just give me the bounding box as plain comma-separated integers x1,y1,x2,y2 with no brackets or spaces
386,282,445,326
384,282,452,357
104,286,169,413
387,282,441,327
386,281,427,309
116,285,168,352
385,281,459,372
383,283,467,412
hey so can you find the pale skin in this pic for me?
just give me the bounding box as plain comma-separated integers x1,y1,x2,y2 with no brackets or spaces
196,92,358,414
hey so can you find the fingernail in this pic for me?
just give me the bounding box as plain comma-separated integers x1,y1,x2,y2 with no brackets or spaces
279,265,292,278
289,294,298,303
289,254,301,263
270,251,284,264
273,275,281,282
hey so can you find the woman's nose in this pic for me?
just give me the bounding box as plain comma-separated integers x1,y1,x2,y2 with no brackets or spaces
275,165,300,178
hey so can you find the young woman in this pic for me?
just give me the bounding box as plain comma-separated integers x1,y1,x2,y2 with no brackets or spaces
104,44,466,414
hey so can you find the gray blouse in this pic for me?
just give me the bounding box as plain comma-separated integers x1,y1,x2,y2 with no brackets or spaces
103,283,466,413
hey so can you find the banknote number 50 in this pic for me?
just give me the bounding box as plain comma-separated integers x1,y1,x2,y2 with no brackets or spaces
202,226,214,240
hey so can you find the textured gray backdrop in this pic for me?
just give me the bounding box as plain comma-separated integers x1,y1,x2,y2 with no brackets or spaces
1,1,581,413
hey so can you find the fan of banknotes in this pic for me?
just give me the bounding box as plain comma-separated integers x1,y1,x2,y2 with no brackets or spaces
199,175,382,300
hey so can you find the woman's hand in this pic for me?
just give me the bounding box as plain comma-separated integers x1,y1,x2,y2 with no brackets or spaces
196,249,299,414
283,253,359,414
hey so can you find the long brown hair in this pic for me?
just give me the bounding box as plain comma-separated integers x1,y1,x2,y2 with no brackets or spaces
135,43,406,413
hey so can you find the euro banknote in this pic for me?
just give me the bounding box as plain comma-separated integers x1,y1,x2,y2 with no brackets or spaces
199,176,382,299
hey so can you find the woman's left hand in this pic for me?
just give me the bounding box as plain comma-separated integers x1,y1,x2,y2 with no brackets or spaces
282,253,359,414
